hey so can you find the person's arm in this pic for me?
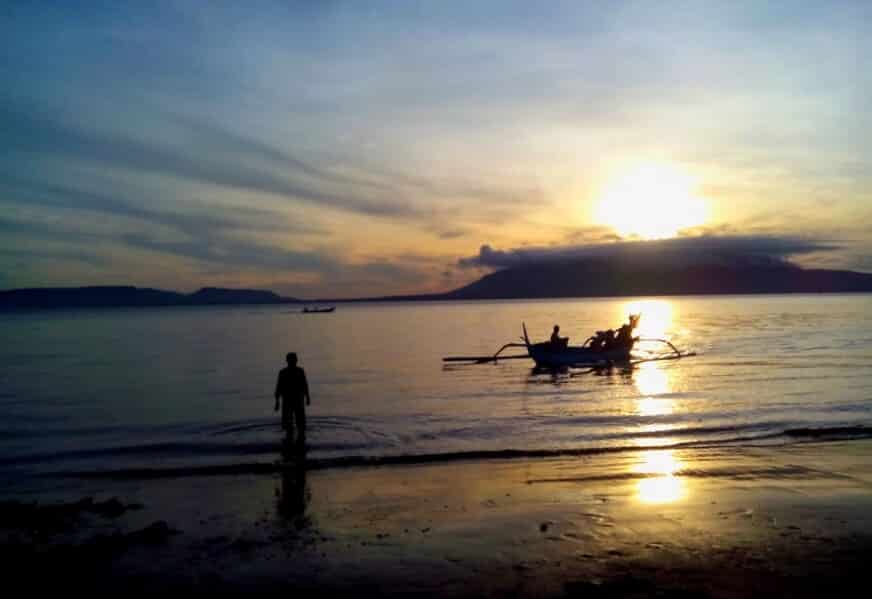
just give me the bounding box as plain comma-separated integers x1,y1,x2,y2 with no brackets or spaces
303,370,310,406
274,372,281,411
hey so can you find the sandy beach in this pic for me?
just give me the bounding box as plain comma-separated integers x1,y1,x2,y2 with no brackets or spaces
3,439,872,596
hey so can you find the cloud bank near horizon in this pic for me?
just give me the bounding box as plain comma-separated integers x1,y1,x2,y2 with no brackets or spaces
458,236,841,271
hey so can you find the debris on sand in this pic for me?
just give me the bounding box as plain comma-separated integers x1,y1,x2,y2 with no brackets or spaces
0,497,143,534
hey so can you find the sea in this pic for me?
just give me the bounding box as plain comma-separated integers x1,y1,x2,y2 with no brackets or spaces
2,294,872,490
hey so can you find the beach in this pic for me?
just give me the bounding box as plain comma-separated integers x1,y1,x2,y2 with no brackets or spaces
5,439,872,596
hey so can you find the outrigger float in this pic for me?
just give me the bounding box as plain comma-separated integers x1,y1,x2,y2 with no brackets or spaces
443,315,695,369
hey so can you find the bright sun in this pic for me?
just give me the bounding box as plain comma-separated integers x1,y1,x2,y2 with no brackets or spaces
593,164,708,240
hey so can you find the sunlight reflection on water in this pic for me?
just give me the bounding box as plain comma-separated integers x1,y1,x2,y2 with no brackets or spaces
622,298,673,339
635,448,687,504
635,362,670,398
632,356,687,503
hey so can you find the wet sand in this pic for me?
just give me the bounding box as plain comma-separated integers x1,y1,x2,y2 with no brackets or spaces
4,440,872,597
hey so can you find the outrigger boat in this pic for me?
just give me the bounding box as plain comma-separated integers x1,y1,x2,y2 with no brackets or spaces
522,323,633,368
443,314,694,369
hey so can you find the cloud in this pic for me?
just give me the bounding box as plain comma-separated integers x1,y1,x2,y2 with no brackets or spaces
0,191,436,297
0,215,95,244
0,177,312,237
165,113,463,203
258,256,439,299
0,245,107,268
0,178,334,278
2,99,416,218
119,231,337,272
3,95,546,227
0,177,335,274
438,229,466,240
459,235,839,270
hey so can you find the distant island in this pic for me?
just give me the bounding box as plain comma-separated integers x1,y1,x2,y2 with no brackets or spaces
3,260,872,310
0,286,298,310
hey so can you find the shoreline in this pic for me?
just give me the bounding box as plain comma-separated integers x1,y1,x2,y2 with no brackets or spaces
4,440,872,596
6,424,869,484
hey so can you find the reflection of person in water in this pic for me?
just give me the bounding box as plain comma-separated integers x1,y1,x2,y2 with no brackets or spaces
277,451,310,525
274,352,311,446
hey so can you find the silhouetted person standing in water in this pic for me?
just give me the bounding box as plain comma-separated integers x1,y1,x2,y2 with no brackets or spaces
275,352,310,446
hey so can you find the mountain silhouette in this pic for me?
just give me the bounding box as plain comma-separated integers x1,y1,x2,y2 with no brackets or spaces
444,258,872,300
3,260,872,310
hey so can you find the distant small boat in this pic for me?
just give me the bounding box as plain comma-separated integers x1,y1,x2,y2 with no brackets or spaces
302,306,335,313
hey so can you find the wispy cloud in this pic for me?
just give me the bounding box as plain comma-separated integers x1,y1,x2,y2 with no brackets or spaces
0,245,108,269
3,100,418,218
0,177,310,237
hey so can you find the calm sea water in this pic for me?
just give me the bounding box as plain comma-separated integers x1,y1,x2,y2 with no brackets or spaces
2,295,872,485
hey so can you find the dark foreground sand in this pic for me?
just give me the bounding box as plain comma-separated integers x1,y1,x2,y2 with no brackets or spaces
4,440,872,597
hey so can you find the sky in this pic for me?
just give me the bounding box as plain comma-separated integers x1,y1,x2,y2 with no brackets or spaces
2,1,870,298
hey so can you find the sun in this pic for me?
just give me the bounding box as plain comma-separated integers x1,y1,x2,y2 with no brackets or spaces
593,164,708,240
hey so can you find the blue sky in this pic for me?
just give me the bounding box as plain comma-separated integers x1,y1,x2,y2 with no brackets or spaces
2,1,870,297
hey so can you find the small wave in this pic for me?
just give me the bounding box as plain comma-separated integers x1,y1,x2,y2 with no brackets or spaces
210,421,276,436
784,426,872,439
11,424,872,478
0,440,280,467
42,434,808,480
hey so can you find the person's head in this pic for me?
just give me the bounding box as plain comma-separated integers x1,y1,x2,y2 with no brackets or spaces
286,352,298,366
553,325,559,332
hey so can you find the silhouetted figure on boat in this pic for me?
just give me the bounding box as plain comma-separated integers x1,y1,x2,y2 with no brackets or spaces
275,352,310,446
614,314,641,350
550,325,568,349
590,329,615,352
588,315,639,352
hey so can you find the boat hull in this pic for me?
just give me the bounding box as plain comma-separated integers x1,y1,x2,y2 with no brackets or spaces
527,343,631,368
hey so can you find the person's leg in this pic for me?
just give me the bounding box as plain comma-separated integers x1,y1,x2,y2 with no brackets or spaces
282,400,300,443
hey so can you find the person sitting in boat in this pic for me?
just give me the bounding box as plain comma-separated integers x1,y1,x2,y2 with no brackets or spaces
614,314,640,349
596,329,616,351
550,325,568,349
